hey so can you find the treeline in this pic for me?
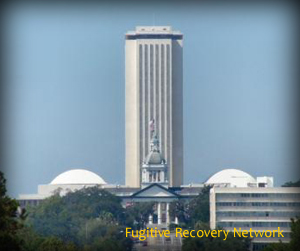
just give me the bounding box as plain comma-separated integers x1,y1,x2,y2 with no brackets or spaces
1,171,300,251
0,171,153,251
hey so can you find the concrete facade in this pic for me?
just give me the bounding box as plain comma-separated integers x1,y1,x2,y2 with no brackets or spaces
210,187,300,250
125,26,183,187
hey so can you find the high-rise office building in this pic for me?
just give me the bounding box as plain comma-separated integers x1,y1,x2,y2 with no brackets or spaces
125,26,183,187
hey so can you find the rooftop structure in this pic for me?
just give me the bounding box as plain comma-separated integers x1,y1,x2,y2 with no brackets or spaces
205,169,274,188
125,26,183,38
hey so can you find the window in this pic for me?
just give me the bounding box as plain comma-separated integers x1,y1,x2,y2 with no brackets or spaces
241,193,250,197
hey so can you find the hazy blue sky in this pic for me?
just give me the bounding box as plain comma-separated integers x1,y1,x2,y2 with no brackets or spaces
3,2,297,197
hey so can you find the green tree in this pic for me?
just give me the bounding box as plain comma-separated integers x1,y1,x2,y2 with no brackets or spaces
263,217,300,251
290,217,300,251
38,236,78,251
82,223,132,251
169,200,189,225
125,202,154,229
26,194,78,242
188,185,211,225
182,223,250,251
17,226,44,251
26,187,124,242
25,186,132,250
0,171,23,251
263,241,290,251
282,180,300,187
169,185,211,227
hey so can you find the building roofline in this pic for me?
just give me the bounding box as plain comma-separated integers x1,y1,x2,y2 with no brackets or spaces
131,183,180,198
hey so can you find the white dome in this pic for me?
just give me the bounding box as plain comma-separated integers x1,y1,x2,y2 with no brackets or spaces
50,169,106,185
205,169,256,188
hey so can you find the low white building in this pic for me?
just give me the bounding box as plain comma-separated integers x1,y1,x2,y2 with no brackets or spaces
18,167,202,227
210,186,300,250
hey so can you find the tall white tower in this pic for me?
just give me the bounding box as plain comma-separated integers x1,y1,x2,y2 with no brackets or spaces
125,26,183,187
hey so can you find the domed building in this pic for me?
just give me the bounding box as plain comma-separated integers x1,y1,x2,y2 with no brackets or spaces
205,168,274,188
50,169,106,185
141,134,168,188
18,169,108,204
205,168,256,188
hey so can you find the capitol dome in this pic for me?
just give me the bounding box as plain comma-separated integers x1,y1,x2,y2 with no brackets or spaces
50,169,106,185
145,151,165,165
205,169,256,187
144,134,166,165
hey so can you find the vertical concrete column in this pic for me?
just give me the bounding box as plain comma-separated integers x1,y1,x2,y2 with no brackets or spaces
149,214,153,225
157,202,162,224
166,203,170,224
175,216,179,225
